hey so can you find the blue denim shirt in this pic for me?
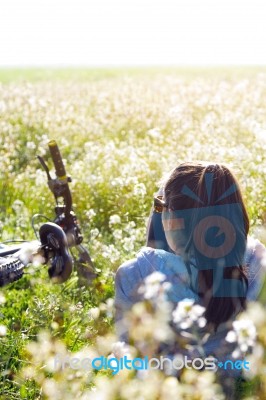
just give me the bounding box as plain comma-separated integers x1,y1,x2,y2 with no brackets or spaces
115,236,266,372
115,236,265,313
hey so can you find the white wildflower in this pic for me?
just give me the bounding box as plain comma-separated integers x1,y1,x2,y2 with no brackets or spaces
99,298,114,318
17,241,45,266
139,271,170,300
90,228,100,239
133,183,147,197
109,214,121,226
122,237,135,253
113,229,123,241
12,199,24,214
109,341,130,359
147,128,162,138
88,307,100,320
169,105,183,117
243,343,265,379
225,319,257,355
106,298,114,317
172,299,206,329
0,325,7,336
145,271,166,285
0,101,6,113
51,321,59,330
0,292,6,305
85,209,96,220
239,302,266,328
123,221,136,235
160,376,182,397
102,244,121,262
26,141,36,150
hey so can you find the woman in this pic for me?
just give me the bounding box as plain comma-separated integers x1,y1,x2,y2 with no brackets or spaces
115,162,265,354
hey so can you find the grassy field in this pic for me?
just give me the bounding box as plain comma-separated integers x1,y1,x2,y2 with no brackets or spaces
0,67,266,399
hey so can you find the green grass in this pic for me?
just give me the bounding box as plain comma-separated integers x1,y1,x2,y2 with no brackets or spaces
0,67,266,399
1,66,266,83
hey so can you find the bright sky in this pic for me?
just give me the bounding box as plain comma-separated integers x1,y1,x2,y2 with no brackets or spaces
0,0,266,66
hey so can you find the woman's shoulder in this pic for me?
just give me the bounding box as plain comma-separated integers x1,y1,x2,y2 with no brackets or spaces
115,247,166,306
116,247,187,279
115,247,193,302
115,247,197,310
116,247,167,279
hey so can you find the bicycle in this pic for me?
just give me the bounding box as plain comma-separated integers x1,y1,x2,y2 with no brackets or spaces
0,140,96,287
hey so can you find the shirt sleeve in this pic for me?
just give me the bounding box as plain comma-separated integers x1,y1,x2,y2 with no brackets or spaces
114,268,130,342
115,247,162,307
115,261,136,313
114,257,144,342
114,247,163,341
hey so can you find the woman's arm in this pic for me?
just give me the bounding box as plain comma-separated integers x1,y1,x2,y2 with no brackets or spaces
114,258,144,342
114,268,132,342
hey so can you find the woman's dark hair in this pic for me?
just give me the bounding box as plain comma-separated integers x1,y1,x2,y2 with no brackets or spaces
164,162,249,331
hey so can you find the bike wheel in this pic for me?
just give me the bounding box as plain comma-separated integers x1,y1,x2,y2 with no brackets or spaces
0,256,24,287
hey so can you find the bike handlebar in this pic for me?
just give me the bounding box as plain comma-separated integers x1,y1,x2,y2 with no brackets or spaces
46,139,73,217
48,140,67,180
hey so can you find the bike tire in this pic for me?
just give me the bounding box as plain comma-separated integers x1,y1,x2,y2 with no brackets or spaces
0,257,24,287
